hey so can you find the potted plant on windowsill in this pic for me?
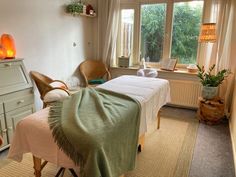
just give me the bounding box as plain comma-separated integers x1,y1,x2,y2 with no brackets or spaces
197,64,230,100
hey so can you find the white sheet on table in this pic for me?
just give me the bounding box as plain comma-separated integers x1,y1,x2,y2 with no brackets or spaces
98,75,170,134
8,75,170,167
8,108,77,168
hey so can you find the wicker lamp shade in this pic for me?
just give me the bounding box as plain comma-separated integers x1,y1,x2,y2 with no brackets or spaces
199,23,216,43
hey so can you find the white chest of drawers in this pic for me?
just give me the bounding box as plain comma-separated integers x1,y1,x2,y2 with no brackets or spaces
0,59,35,150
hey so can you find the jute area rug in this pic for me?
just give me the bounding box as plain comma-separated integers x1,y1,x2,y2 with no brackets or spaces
0,108,199,177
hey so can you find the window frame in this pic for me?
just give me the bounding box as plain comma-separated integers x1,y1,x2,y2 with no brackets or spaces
118,0,204,67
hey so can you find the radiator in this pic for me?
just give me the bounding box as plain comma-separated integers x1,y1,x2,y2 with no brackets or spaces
168,79,202,108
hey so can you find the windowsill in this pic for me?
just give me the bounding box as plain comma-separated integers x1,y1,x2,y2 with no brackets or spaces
110,65,198,75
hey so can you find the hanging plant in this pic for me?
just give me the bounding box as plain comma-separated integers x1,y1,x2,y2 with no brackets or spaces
66,1,83,15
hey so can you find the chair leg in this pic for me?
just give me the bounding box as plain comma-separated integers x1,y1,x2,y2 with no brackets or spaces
55,168,77,177
55,167,65,177
60,169,65,177
69,168,78,177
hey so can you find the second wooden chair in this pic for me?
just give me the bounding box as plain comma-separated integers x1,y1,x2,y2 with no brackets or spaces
79,60,111,87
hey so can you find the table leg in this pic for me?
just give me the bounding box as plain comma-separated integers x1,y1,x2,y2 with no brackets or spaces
138,134,145,152
33,155,42,177
157,110,161,129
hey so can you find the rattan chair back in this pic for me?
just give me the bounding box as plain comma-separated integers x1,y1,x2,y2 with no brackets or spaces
30,71,69,108
79,60,111,87
30,71,54,99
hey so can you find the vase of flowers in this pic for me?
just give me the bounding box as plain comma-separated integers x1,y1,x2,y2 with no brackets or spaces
197,64,230,100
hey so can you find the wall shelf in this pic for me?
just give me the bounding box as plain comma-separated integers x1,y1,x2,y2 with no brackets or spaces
70,13,96,18
80,13,96,18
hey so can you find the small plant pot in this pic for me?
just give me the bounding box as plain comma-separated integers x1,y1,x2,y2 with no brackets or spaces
202,86,218,100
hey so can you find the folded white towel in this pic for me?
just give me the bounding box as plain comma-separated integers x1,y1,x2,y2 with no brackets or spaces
137,68,158,78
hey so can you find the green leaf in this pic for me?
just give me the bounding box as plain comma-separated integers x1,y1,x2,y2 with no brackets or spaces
197,64,230,87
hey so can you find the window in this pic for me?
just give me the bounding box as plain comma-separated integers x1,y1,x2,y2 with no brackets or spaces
118,0,204,66
141,4,167,62
119,9,135,57
171,1,204,64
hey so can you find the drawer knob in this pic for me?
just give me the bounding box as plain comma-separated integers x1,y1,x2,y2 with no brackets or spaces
17,100,25,104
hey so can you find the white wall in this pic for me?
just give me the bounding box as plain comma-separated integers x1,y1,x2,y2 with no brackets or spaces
0,0,97,109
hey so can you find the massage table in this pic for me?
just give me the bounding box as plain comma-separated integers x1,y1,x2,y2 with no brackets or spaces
8,75,170,177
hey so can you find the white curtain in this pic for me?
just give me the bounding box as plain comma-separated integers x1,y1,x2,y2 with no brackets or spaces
198,0,235,113
97,0,120,67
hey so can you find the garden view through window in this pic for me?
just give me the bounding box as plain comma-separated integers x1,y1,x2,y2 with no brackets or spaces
119,0,204,65
141,4,166,62
171,1,204,64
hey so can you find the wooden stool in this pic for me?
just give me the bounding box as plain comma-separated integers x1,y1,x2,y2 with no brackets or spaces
197,97,225,125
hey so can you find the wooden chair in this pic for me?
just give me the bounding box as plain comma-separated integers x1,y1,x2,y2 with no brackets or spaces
30,71,70,108
79,60,111,87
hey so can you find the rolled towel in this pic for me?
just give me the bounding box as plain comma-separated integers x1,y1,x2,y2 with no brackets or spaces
137,69,145,77
137,68,158,78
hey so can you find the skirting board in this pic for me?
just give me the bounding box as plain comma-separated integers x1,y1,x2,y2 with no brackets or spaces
229,120,236,176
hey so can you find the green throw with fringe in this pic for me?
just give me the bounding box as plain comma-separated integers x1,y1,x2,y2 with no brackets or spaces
48,88,141,177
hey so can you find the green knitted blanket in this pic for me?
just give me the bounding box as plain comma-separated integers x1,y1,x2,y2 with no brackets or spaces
48,88,141,177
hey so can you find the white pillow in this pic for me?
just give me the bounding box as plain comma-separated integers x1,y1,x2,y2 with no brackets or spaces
43,89,69,103
49,81,67,89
